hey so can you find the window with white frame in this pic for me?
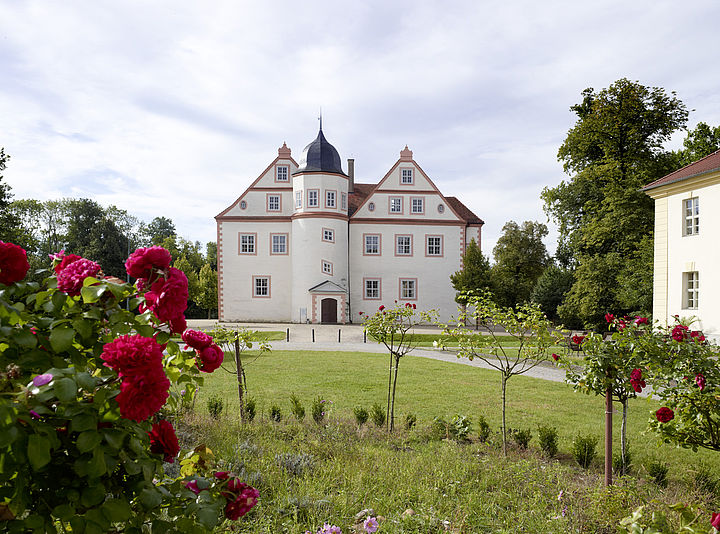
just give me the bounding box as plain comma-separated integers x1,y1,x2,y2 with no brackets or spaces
684,197,699,235
364,234,380,255
364,279,380,299
267,195,280,211
271,234,287,254
308,189,319,207
400,278,416,300
276,165,289,181
411,197,424,214
426,235,442,256
683,271,699,309
401,168,413,184
326,190,336,208
295,190,302,209
322,260,333,275
389,197,402,213
253,276,270,297
396,235,412,255
341,192,347,210
239,234,255,254
322,228,334,242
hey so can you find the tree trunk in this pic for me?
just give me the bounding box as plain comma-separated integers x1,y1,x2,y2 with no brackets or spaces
501,375,507,457
390,356,400,432
604,388,613,486
234,338,245,423
620,399,628,475
386,352,393,432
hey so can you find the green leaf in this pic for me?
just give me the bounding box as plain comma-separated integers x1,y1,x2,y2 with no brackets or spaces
81,485,106,507
27,434,51,470
101,498,132,522
53,377,77,402
81,285,106,304
76,372,97,390
139,488,162,510
72,319,94,340
0,425,19,447
69,516,86,534
49,326,75,352
71,412,97,432
102,429,126,450
87,448,106,477
196,506,220,529
51,291,67,312
52,503,76,521
76,431,101,453
13,329,37,348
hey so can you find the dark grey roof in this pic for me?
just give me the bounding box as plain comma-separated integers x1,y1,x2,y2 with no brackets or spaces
294,128,346,176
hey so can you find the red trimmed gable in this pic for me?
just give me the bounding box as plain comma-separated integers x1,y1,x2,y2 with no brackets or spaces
643,149,720,191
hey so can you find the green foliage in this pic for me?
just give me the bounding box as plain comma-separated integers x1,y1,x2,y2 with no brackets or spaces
311,397,325,425
275,452,315,477
207,394,224,419
619,503,710,534
490,220,550,308
510,428,532,449
572,433,598,469
289,393,305,422
404,413,417,431
646,459,669,487
537,425,558,457
450,238,492,302
429,417,449,441
673,121,720,167
269,404,282,422
450,414,472,441
476,415,491,443
353,406,369,427
245,398,256,422
613,444,632,476
197,263,218,318
691,463,716,494
143,216,177,244
370,403,386,428
530,265,574,323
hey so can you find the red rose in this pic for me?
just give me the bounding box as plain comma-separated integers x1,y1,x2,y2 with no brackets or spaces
184,480,203,495
214,471,230,480
0,241,30,285
378,305,385,311
53,253,81,274
148,419,180,463
630,368,646,393
655,407,674,423
182,329,213,350
711,512,720,529
634,316,648,326
671,325,689,342
116,370,170,422
604,313,614,323
125,246,172,279
102,335,165,377
143,267,188,323
197,343,224,373
690,331,706,342
223,480,259,520
552,353,559,361
57,258,102,296
571,335,585,345
412,304,416,309
696,373,706,391
169,314,187,334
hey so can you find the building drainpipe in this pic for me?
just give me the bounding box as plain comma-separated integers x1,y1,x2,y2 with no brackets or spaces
347,158,354,322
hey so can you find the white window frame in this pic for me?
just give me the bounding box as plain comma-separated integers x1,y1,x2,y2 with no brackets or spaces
411,197,424,214
400,278,417,300
341,192,347,210
267,194,281,212
389,197,403,214
395,235,412,256
684,197,699,236
326,190,336,208
364,278,380,299
321,260,333,275
295,190,303,209
426,235,442,256
322,228,335,243
308,189,319,207
276,165,289,182
401,168,414,184
239,234,255,254
364,234,380,255
270,234,287,255
684,271,699,309
253,276,270,298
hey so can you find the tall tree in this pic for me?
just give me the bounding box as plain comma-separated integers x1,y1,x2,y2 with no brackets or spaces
543,79,688,328
449,239,492,302
530,264,575,323
675,122,720,167
197,263,218,318
144,216,176,245
0,148,21,243
490,221,549,308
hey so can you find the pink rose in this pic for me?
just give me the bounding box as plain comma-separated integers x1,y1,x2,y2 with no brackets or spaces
53,253,81,274
671,325,689,342
57,258,102,296
125,246,172,279
197,343,224,373
634,316,648,326
711,512,720,530
142,267,188,324
182,329,213,350
696,373,706,391
552,353,559,361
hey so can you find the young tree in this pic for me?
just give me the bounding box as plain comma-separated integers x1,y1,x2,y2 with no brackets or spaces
450,238,492,302
443,292,561,455
361,303,436,432
197,263,218,318
530,264,574,323
490,220,549,308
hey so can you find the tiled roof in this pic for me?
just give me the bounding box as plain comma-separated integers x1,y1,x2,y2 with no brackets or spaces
643,149,720,191
446,197,484,225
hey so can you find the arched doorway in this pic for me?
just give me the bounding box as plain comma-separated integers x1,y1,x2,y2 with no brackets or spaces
321,298,337,324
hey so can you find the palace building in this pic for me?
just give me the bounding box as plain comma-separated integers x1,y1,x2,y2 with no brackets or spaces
216,127,483,323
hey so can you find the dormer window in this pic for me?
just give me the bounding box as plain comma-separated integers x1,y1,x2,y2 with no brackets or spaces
276,165,289,182
401,168,414,184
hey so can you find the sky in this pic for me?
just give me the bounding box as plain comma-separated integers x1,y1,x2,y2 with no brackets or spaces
2,0,720,257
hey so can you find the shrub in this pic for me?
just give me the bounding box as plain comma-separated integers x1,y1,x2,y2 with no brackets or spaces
370,403,386,428
692,463,716,493
510,428,532,449
270,404,282,422
207,394,224,419
245,397,257,421
572,433,597,469
312,396,325,424
276,452,315,477
477,415,491,443
290,393,305,422
612,445,632,476
429,417,449,441
646,459,669,487
537,425,558,457
354,406,369,427
405,413,417,431
450,414,472,441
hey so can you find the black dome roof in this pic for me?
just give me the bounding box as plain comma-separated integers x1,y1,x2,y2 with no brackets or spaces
294,128,346,175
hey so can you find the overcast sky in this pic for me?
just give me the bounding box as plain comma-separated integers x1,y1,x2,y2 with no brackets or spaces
2,0,719,257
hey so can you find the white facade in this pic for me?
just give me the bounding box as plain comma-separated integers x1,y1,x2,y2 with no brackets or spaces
644,151,720,340
216,134,483,323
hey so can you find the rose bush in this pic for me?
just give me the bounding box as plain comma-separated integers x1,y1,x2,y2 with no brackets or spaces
0,243,257,532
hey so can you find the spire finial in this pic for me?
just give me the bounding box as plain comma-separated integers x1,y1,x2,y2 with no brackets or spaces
318,107,323,131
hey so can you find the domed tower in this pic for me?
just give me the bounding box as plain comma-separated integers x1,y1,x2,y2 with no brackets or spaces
291,126,349,323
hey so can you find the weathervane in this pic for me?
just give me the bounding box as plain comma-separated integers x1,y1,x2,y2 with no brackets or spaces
318,108,322,131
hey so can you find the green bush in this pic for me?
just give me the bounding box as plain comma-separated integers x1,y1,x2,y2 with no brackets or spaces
207,394,224,419
429,417,449,441
692,463,716,493
537,425,558,457
270,404,282,422
477,415,491,443
245,397,256,421
572,433,597,469
312,397,325,424
450,414,472,441
289,393,305,422
646,459,669,487
353,406,369,427
370,403,386,428
510,428,532,449
405,413,417,431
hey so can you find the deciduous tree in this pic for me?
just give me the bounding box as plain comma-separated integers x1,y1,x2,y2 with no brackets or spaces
450,238,492,303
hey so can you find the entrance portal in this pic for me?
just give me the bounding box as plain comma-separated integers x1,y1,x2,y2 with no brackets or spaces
320,298,337,324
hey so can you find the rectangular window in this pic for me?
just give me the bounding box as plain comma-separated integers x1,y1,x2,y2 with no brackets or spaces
308,189,319,207
322,228,334,242
238,233,256,254
253,276,270,298
364,278,380,300
267,194,281,211
389,196,403,213
401,168,413,184
326,190,336,208
270,234,287,255
295,190,302,209
321,260,333,275
426,235,443,256
411,197,424,214
364,234,380,255
341,192,347,210
684,197,699,235
684,271,699,309
395,235,412,256
276,165,289,182
400,278,417,300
